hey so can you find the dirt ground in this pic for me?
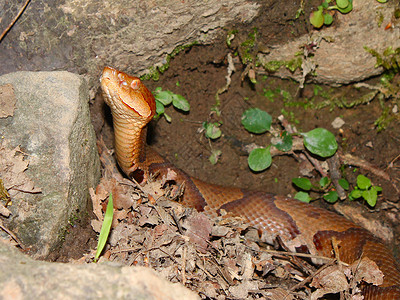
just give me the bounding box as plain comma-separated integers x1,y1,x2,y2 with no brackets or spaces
49,1,400,298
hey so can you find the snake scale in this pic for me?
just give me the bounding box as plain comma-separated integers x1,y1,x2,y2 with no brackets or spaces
100,66,400,299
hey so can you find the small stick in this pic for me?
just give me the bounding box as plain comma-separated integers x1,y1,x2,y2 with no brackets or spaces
340,153,390,181
181,244,187,285
261,248,348,265
0,0,31,42
0,219,24,249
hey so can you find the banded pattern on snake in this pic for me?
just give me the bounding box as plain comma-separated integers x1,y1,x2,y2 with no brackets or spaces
100,66,400,299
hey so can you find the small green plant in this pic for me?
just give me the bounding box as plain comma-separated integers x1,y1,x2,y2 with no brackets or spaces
349,174,382,207
94,193,114,262
241,107,338,172
201,122,223,165
365,46,400,73
209,149,222,165
292,176,349,203
241,108,272,134
310,0,353,29
239,27,258,65
202,122,222,140
292,173,382,206
153,87,190,122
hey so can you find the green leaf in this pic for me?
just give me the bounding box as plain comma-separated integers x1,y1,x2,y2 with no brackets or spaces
164,112,172,123
292,177,312,191
329,0,353,13
248,147,272,172
371,185,383,193
273,131,293,152
209,149,222,165
357,174,371,190
203,122,222,140
319,177,329,188
324,191,339,203
155,90,173,105
295,191,312,203
362,189,377,207
155,100,165,115
310,7,324,28
302,128,338,157
172,94,190,111
241,108,272,134
338,2,353,14
323,13,333,25
94,193,114,262
336,0,349,9
338,178,349,190
350,189,362,199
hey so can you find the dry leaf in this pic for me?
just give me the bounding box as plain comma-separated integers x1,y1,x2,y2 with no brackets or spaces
0,144,42,198
351,257,384,286
183,212,212,253
310,265,349,300
229,280,258,299
265,288,294,300
0,84,16,118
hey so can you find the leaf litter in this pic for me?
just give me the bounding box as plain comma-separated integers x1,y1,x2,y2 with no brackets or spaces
88,139,384,299
0,141,42,247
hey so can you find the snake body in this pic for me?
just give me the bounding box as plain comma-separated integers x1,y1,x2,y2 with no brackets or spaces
100,66,400,299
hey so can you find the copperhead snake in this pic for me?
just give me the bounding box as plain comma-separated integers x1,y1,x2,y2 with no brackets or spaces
100,66,400,299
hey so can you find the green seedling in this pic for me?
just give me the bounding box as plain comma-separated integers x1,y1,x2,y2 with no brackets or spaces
202,122,223,164
153,87,190,122
349,174,382,207
242,107,338,172
301,128,337,157
241,108,272,134
94,193,114,262
310,0,353,29
209,149,222,165
202,122,222,140
292,176,349,203
248,146,272,172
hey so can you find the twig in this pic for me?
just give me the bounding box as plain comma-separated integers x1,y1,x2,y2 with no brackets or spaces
289,259,339,293
0,0,31,43
181,244,187,285
0,219,24,249
261,248,348,266
170,209,184,235
327,154,346,200
340,152,390,181
387,152,400,169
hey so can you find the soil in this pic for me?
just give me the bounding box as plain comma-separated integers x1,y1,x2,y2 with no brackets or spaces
51,0,400,297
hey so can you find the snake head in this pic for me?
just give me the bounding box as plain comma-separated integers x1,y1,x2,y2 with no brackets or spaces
100,66,156,121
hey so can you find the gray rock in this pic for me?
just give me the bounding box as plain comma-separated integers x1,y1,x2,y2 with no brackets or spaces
258,0,400,85
0,0,260,88
0,241,199,300
0,71,100,258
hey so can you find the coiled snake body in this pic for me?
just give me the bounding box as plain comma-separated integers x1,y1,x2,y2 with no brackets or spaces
100,66,400,299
